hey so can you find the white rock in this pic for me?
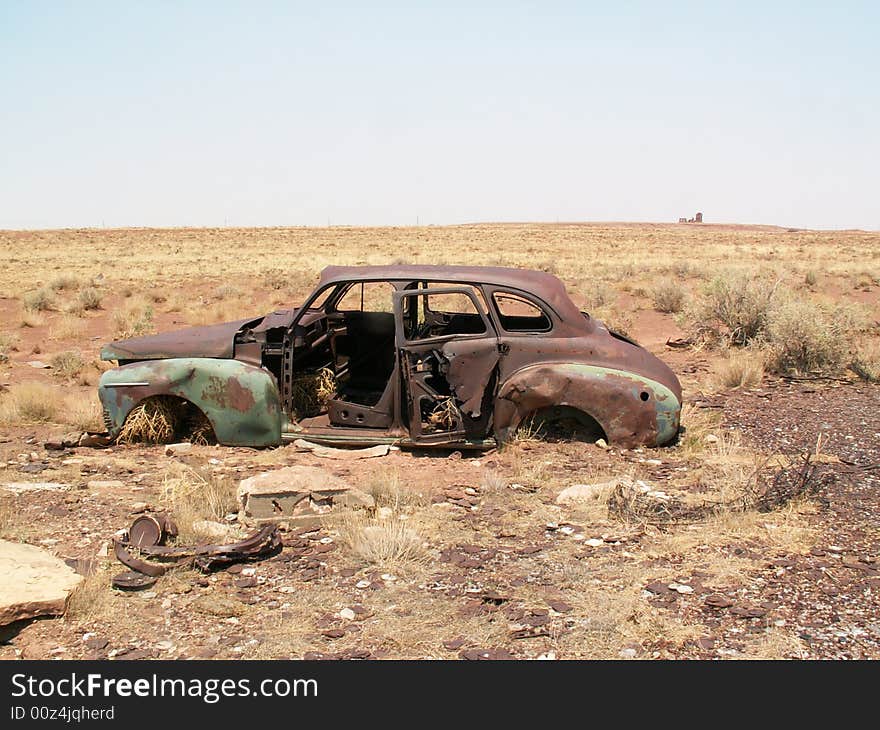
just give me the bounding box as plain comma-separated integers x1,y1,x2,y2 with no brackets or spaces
3,482,68,494
595,438,609,450
192,520,232,542
164,442,192,456
619,648,637,659
355,579,371,589
555,482,609,505
87,480,125,490
669,583,694,594
704,434,719,444
339,608,356,621
585,538,604,548
536,651,557,660
0,542,84,626
241,567,256,577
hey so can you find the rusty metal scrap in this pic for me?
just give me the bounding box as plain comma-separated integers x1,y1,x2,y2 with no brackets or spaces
112,518,281,589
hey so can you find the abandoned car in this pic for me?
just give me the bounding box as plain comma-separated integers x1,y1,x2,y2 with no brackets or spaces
99,265,682,449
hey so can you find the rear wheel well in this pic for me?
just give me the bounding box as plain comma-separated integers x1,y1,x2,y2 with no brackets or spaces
517,405,607,444
117,395,216,445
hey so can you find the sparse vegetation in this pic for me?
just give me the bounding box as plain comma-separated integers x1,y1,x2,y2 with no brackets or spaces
764,299,853,375
22,287,55,312
62,391,104,431
116,396,180,444
688,270,779,345
651,280,685,313
160,464,238,543
77,286,103,311
715,348,765,389
0,381,59,423
336,511,428,568
112,298,154,338
50,350,86,379
49,274,80,292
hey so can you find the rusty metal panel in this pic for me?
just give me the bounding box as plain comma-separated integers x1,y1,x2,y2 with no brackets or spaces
98,357,283,447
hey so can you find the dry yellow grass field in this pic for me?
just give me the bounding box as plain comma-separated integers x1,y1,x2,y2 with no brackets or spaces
0,222,878,660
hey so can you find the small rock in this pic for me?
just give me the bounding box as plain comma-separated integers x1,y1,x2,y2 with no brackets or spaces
355,579,371,589
594,438,609,450
619,647,637,659
704,434,719,444
669,583,694,594
339,608,356,621
556,482,609,505
26,360,51,369
130,502,149,514
376,506,393,520
87,480,125,490
585,538,604,548
165,442,192,457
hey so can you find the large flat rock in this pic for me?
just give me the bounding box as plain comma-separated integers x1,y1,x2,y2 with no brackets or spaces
238,465,374,522
0,540,84,626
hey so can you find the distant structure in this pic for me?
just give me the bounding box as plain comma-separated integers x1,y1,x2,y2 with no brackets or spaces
678,212,703,223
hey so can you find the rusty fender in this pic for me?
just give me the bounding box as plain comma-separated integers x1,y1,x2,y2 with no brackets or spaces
494,363,681,448
98,357,283,447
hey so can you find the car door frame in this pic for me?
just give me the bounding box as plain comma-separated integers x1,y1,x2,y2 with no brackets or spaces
392,286,499,445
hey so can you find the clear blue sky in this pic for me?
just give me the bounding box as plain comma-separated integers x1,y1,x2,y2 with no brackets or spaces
1,1,877,230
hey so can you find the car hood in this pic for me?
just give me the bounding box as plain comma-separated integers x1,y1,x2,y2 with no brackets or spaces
101,318,256,362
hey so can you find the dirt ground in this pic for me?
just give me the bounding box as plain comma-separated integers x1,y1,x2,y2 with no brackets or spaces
0,222,878,660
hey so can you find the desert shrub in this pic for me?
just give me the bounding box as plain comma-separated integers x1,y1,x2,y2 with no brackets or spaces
22,287,55,312
112,299,153,338
0,382,58,423
651,281,685,313
764,299,852,374
78,286,103,311
213,284,243,300
49,274,80,292
688,270,779,345
49,315,86,341
50,350,86,378
19,310,45,328
803,270,817,288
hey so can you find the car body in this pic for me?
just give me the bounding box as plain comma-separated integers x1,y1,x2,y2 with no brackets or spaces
99,265,682,449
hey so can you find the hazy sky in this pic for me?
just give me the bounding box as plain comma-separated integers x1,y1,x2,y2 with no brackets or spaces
1,1,877,230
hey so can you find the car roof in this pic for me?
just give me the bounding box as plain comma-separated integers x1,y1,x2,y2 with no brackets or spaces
317,265,583,321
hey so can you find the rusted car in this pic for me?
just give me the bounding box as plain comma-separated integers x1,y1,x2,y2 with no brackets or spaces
99,265,682,449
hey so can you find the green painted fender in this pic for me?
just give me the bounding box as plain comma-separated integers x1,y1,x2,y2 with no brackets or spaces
98,358,283,447
494,363,681,448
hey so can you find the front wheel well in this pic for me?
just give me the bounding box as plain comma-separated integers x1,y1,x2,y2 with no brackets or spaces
116,395,216,445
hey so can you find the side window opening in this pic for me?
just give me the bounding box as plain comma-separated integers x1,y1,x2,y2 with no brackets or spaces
492,291,551,332
403,290,487,340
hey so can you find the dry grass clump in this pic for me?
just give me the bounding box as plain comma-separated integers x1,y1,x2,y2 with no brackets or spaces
0,331,17,362
22,287,55,312
19,309,45,328
850,341,880,383
50,350,86,379
715,348,765,389
290,367,336,419
48,315,86,342
64,561,119,622
336,511,428,568
651,280,686,313
77,286,103,311
160,464,238,543
49,274,80,292
213,284,243,300
0,381,59,424
186,299,244,326
112,298,154,338
366,468,428,510
62,392,104,431
116,396,181,444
